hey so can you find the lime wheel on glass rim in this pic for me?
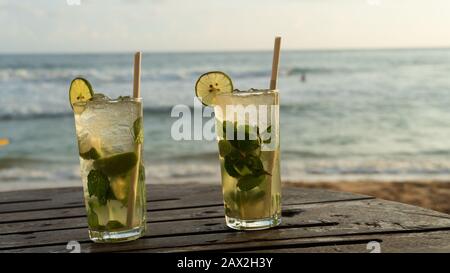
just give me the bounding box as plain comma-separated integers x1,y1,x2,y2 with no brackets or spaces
69,77,94,113
195,71,233,106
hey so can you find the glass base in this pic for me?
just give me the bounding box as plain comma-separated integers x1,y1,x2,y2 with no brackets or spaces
89,225,146,243
225,214,281,230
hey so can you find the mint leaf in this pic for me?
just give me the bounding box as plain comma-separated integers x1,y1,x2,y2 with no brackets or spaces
247,155,271,175
245,155,264,173
237,174,266,191
234,160,253,176
259,125,273,144
138,164,146,205
237,138,260,152
221,122,272,180
93,152,137,177
218,139,233,157
106,220,125,230
236,125,260,152
87,201,100,228
222,121,236,139
106,185,116,201
223,122,258,151
247,145,261,157
224,155,242,178
237,124,258,139
224,190,242,208
133,117,144,144
87,169,110,206
87,210,99,228
139,164,145,182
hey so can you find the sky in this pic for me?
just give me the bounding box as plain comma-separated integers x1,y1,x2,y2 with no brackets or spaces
0,0,449,53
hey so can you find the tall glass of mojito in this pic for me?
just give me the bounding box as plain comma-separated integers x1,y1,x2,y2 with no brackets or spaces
195,72,281,230
69,77,146,243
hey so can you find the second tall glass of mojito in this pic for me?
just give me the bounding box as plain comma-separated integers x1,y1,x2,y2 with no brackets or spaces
214,89,281,230
70,78,146,243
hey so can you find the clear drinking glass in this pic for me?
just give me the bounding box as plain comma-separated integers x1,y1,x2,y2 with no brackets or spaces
214,89,281,230
73,96,146,242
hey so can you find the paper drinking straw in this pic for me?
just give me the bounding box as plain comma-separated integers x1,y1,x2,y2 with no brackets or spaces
268,37,281,205
270,36,281,90
127,52,142,228
133,52,141,98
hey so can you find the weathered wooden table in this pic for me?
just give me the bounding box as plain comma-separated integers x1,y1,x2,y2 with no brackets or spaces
1,184,449,253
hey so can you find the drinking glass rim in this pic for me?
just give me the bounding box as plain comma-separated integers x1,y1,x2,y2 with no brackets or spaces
216,89,278,98
73,96,142,107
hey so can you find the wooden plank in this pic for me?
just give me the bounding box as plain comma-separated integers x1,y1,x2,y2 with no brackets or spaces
0,187,79,203
0,217,336,251
0,186,371,223
227,231,450,253
0,207,220,235
0,198,360,235
81,199,450,253
6,230,449,253
0,184,222,213
1,198,449,252
0,184,214,202
0,184,370,213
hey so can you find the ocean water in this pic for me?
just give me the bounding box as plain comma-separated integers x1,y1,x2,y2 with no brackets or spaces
1,49,450,190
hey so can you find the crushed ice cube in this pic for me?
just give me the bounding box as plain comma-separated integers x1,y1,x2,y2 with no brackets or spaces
117,95,131,101
91,93,111,101
233,88,265,93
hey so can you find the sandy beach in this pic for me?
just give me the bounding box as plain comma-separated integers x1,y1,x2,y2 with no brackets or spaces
287,180,450,214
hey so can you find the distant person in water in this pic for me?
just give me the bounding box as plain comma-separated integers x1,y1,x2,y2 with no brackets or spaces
301,72,306,82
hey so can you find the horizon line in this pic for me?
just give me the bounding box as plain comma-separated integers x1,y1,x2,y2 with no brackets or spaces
1,45,450,55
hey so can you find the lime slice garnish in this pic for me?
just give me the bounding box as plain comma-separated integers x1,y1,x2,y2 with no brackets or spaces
195,71,233,106
69,77,94,111
110,176,129,201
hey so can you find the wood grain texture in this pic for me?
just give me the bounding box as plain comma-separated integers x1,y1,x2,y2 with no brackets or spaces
0,184,449,253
